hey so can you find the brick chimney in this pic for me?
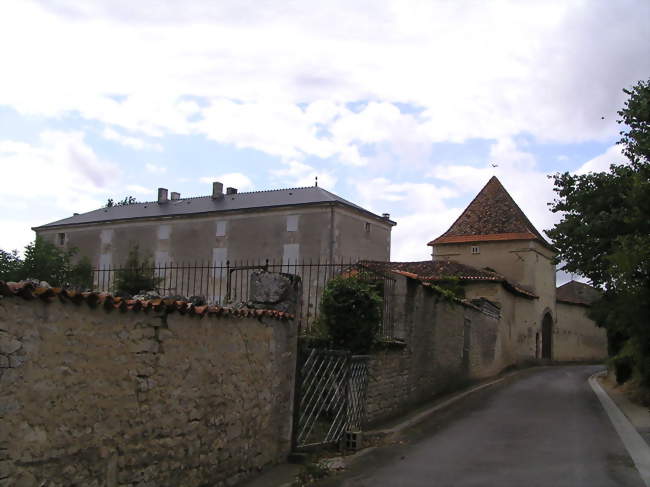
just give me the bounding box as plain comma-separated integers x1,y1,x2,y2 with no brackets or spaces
170,192,180,200
226,187,238,195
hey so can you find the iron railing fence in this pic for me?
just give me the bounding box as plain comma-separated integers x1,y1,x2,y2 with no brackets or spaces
91,258,396,338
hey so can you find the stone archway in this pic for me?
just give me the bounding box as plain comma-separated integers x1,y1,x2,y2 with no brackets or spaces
542,312,553,360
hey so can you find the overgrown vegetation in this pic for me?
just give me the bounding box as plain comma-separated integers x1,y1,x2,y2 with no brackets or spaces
318,273,382,354
105,195,138,207
0,237,93,289
113,244,161,296
427,276,465,302
546,79,650,388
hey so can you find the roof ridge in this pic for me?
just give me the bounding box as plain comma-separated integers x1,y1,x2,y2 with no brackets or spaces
121,185,320,204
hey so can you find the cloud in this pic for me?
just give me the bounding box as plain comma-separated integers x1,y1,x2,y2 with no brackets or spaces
270,160,337,189
126,184,152,195
102,128,162,151
575,144,628,175
0,0,646,164
351,177,460,261
199,173,255,191
0,130,119,250
144,162,167,174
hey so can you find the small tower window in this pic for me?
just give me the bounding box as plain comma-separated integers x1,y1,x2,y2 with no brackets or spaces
471,246,480,254
57,232,66,246
364,222,371,233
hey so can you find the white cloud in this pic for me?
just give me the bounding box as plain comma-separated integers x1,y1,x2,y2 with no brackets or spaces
0,130,119,250
576,144,628,175
199,173,255,191
126,184,152,195
102,128,162,151
144,163,167,174
351,177,460,261
0,0,646,163
270,160,337,189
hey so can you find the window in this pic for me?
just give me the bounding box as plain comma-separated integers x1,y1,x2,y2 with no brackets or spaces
216,221,227,237
471,246,480,254
364,222,371,233
57,232,65,246
286,215,299,232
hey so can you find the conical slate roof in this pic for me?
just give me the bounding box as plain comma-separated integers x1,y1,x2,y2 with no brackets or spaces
428,176,550,247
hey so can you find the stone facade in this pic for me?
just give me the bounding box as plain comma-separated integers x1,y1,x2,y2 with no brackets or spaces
555,301,608,361
428,176,607,363
34,190,394,270
0,292,297,486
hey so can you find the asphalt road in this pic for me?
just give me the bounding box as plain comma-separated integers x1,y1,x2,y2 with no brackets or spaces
320,365,645,487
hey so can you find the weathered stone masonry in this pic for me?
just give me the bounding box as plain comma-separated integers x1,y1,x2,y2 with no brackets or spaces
0,284,297,487
364,275,501,426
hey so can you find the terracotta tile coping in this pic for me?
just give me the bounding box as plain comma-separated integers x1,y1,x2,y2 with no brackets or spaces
0,281,293,321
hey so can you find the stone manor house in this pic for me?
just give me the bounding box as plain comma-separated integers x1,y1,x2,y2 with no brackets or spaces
33,181,395,268
33,176,606,362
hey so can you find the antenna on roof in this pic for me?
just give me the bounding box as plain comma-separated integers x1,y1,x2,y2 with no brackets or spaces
315,176,318,187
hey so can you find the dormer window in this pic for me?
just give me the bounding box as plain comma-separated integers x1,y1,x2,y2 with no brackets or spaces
471,246,480,254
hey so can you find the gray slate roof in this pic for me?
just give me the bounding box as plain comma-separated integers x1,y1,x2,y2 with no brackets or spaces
34,186,394,230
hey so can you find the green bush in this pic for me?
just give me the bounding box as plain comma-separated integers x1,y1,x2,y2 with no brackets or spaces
319,273,382,354
0,238,92,288
610,340,637,385
0,249,23,282
114,244,161,296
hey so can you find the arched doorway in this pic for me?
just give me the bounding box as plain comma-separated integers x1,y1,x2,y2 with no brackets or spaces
542,313,553,360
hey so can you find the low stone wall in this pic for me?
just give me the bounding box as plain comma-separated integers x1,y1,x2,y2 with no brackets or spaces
364,276,501,426
0,286,297,486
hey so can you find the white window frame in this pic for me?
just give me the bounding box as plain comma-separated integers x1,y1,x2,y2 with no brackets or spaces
471,246,480,255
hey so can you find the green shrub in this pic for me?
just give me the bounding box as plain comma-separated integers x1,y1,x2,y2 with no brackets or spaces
610,340,637,385
1,237,92,288
0,249,23,282
114,244,161,296
67,256,93,290
319,273,382,354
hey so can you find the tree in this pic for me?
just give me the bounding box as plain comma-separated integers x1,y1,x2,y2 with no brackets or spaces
105,195,138,208
22,237,79,286
0,238,93,289
113,244,160,296
319,273,382,353
546,79,650,386
0,249,23,282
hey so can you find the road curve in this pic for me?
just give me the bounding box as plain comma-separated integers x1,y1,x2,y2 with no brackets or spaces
324,365,644,487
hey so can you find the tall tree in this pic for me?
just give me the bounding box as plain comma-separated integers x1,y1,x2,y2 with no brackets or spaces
546,79,650,385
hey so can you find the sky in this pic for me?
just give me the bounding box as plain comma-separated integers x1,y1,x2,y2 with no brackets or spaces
0,0,648,279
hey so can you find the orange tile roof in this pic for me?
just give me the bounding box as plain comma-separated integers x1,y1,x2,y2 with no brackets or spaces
358,260,538,299
0,281,293,320
428,176,552,249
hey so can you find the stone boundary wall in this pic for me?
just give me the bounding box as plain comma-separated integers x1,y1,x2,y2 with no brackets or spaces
365,275,501,426
0,286,297,487
554,301,607,361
